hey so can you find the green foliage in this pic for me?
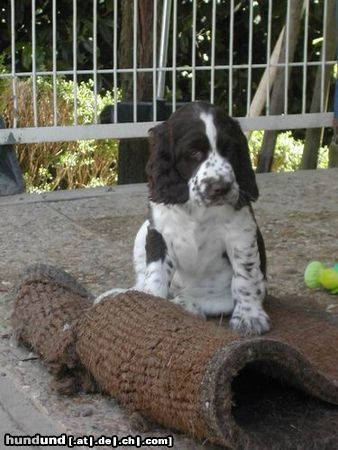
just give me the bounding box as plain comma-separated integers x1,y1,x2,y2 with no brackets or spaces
34,78,118,192
2,76,119,192
249,130,329,172
56,78,113,124
0,54,8,96
0,0,115,87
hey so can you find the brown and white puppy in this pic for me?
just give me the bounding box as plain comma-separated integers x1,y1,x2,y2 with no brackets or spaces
97,101,270,336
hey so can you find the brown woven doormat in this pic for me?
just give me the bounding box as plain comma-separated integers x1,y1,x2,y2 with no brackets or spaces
12,265,338,450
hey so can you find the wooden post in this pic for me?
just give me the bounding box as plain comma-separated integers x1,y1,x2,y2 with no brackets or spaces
300,0,337,170
256,0,305,173
118,0,154,185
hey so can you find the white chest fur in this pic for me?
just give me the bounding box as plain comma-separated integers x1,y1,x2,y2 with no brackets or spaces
150,202,252,277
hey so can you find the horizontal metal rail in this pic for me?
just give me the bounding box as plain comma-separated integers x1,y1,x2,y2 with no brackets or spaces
0,113,333,145
0,61,336,79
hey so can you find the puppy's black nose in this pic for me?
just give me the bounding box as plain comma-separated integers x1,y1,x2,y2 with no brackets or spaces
208,180,232,197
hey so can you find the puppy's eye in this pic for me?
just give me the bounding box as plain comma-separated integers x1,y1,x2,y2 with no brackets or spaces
189,150,204,161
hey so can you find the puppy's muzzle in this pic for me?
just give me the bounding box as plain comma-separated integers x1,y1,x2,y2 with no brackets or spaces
207,180,232,198
204,179,232,201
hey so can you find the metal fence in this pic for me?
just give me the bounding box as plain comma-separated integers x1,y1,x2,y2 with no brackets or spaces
0,0,336,145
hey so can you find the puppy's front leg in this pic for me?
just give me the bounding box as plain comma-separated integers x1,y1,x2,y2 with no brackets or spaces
143,227,175,298
227,225,270,336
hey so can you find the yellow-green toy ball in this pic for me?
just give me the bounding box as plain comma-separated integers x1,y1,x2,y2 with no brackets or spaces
304,261,324,289
319,268,338,291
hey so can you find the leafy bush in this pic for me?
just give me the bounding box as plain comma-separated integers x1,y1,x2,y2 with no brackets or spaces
248,130,329,172
1,76,119,192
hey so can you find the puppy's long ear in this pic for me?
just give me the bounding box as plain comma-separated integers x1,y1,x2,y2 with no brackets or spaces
234,122,259,203
146,122,189,204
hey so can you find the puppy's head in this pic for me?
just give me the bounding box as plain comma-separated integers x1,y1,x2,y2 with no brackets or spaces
147,101,258,207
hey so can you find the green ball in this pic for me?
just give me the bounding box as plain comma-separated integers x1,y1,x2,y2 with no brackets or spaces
304,261,324,289
319,268,338,291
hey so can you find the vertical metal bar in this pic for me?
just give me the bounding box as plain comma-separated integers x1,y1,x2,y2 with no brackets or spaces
284,0,290,115
10,0,17,128
302,0,309,114
210,0,216,104
172,0,177,111
93,0,98,124
191,0,197,101
133,0,138,122
229,0,234,115
113,0,118,123
153,0,157,121
266,0,272,115
73,0,78,125
320,0,328,112
246,0,253,115
157,0,172,99
31,0,38,126
52,0,57,126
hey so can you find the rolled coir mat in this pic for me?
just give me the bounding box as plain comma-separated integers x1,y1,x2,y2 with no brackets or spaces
12,264,338,449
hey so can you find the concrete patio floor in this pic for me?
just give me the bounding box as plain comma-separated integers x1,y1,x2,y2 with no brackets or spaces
0,169,337,449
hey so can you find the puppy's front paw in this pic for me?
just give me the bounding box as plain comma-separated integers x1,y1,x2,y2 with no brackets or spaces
171,296,206,320
229,306,271,336
94,288,128,304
